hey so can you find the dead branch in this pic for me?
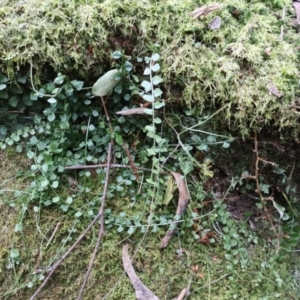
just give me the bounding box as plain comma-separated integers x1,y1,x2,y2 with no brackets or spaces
252,132,278,242
64,163,152,172
116,107,146,115
190,4,221,19
77,143,113,300
122,142,140,181
30,144,113,300
122,244,160,300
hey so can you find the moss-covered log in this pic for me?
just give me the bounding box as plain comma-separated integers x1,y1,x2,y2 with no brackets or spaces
0,0,300,138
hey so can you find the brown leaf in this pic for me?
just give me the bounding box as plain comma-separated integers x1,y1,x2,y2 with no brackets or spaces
197,272,205,279
159,172,189,249
191,4,221,19
268,85,283,98
116,107,147,115
292,2,300,25
122,142,140,181
122,244,160,300
212,256,221,263
265,47,272,55
191,265,199,272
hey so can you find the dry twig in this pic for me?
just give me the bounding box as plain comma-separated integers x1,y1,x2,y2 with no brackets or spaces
77,143,113,299
30,144,113,300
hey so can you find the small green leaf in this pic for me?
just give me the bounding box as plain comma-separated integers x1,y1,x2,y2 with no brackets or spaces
66,197,73,204
70,80,84,90
47,113,55,122
145,125,155,133
151,63,160,72
9,96,18,107
27,150,35,159
10,249,20,259
141,80,152,92
222,142,230,148
30,136,38,145
91,110,99,117
272,200,289,220
144,108,154,115
14,223,23,232
260,183,270,194
0,84,6,90
0,74,8,83
42,164,48,172
52,181,59,188
47,98,57,104
154,117,162,124
153,88,162,97
151,53,160,61
154,101,165,109
143,67,151,75
16,145,22,153
17,76,27,84
54,74,65,84
0,125,7,135
207,135,216,143
52,196,60,203
30,92,38,101
142,94,154,102
152,75,162,85
127,226,135,235
41,180,49,187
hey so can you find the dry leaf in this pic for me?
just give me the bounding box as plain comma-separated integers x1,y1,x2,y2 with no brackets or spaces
212,256,221,263
209,16,222,29
292,2,300,25
163,176,174,205
122,244,160,300
191,265,199,272
159,172,189,249
197,272,205,279
191,4,221,19
268,85,283,98
116,107,146,115
265,47,272,55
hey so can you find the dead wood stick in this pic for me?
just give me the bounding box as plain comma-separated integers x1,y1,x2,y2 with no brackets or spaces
30,144,113,300
77,143,112,300
30,211,103,299
122,142,140,181
64,163,152,172
176,287,188,300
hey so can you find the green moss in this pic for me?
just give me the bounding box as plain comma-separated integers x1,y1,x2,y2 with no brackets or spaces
1,0,299,138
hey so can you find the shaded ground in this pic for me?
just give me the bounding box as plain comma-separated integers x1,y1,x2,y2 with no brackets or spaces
1,147,300,300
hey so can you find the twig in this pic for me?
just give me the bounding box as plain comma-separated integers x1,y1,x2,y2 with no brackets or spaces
30,210,103,299
77,143,113,300
29,150,114,300
64,163,168,175
64,163,150,171
46,222,61,248
122,142,140,181
252,132,278,239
